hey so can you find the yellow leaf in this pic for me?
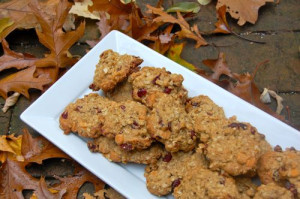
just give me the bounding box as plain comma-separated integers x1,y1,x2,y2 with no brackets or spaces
0,134,24,163
0,18,14,34
167,43,197,71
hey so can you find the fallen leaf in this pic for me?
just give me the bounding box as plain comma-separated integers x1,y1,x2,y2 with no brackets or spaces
2,92,20,113
147,5,207,48
83,187,125,199
0,0,59,40
213,5,231,34
0,66,52,99
86,12,111,48
166,2,201,13
30,178,66,199
216,0,274,26
0,134,23,163
167,43,197,71
0,17,14,34
260,88,284,114
0,39,38,73
69,0,100,20
89,0,133,17
201,52,232,87
30,0,85,72
0,129,105,198
198,0,212,5
148,24,174,54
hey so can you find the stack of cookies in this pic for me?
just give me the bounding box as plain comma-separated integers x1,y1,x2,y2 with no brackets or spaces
59,50,300,199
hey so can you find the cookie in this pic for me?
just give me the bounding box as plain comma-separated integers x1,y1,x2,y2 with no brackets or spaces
144,151,207,196
200,119,271,176
173,167,241,199
257,147,300,198
90,49,143,92
146,93,196,152
128,67,187,106
105,79,133,102
101,100,153,150
88,136,163,164
253,183,293,199
59,93,113,138
235,177,258,199
186,95,226,142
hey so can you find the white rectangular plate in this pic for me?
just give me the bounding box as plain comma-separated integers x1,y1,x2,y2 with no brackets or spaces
21,30,300,199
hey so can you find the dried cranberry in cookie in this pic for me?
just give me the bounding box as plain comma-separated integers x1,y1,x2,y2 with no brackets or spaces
128,67,187,106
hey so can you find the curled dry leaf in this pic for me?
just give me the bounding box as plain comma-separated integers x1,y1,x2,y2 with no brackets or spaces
213,5,231,34
2,92,20,113
146,5,207,48
0,134,24,163
216,0,274,26
260,88,284,114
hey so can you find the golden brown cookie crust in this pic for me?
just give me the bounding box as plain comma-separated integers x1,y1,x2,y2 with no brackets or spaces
91,49,143,92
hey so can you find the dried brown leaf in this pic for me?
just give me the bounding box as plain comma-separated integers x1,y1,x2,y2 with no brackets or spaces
0,66,51,99
146,5,207,48
216,0,274,26
2,92,20,113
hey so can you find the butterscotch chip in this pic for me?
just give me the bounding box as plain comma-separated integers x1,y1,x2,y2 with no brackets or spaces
173,167,241,199
235,177,258,199
101,100,152,150
146,93,196,152
88,136,163,164
128,67,187,106
91,49,143,92
201,119,271,176
253,183,293,199
144,151,207,196
257,148,300,198
105,79,133,102
59,93,113,138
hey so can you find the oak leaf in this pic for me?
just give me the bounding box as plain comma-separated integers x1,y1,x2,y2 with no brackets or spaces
0,39,37,73
216,0,274,26
0,0,59,40
0,66,51,99
148,24,174,54
70,0,100,20
29,0,85,71
0,134,23,163
146,5,207,48
0,18,14,34
89,0,133,17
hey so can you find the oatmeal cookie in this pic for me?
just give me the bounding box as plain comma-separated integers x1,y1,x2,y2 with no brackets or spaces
128,67,187,106
88,136,163,164
235,177,258,199
186,95,226,142
200,119,271,176
253,183,293,199
90,49,143,92
146,93,196,152
101,100,152,150
105,79,133,102
144,150,207,196
173,167,241,199
257,147,300,198
59,93,113,138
